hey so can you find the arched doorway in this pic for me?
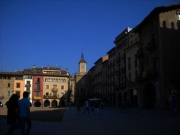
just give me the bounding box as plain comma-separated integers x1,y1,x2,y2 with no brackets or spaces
44,100,50,107
51,100,57,107
143,83,156,109
59,100,65,107
34,101,41,107
123,92,127,102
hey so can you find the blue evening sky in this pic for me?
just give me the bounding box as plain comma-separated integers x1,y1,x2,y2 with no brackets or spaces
0,0,179,76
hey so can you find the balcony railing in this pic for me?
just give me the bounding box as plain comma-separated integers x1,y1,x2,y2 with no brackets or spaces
34,88,42,92
43,95,60,99
121,53,126,60
33,96,41,100
138,68,158,81
35,81,40,84
25,84,31,87
51,88,58,92
25,90,31,93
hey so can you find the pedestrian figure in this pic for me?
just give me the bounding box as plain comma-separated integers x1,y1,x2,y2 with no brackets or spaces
18,91,31,135
121,100,127,113
77,102,81,113
7,94,19,135
94,101,100,114
170,96,177,116
83,100,91,115
101,101,104,109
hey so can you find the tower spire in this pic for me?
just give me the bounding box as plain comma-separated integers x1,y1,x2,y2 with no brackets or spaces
81,53,84,60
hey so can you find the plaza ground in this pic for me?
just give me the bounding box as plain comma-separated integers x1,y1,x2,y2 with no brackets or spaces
0,106,180,135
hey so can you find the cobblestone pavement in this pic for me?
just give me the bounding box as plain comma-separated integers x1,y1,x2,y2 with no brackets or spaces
0,107,180,135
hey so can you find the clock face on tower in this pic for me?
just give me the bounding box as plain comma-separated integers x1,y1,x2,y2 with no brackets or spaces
81,65,84,68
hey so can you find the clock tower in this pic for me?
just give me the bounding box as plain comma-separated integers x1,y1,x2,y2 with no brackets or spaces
79,53,87,73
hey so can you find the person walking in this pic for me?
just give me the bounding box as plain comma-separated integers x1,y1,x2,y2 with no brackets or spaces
18,91,31,135
94,101,100,114
7,94,19,135
83,100,91,115
121,100,127,113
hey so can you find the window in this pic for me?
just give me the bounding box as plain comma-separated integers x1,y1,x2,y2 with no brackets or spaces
135,54,137,67
46,85,49,89
27,81,30,84
135,71,138,81
53,85,57,88
8,83,10,87
46,92,49,96
128,57,131,69
16,83,20,88
61,85,64,89
129,73,131,82
16,91,20,98
8,91,10,96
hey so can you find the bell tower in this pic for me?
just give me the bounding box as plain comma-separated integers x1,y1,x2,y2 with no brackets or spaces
78,53,87,73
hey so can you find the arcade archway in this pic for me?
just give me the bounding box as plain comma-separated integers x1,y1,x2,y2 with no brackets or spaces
51,100,57,107
44,100,50,107
34,101,41,107
143,83,156,109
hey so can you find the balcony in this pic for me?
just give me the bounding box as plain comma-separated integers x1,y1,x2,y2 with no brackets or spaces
138,68,158,81
136,49,144,58
43,95,60,99
146,38,157,52
25,84,31,87
116,56,121,63
25,90,31,93
34,88,42,92
121,53,126,60
35,81,40,84
51,88,58,92
33,96,41,100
